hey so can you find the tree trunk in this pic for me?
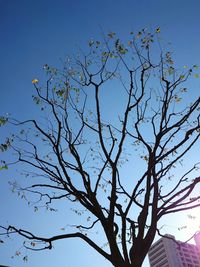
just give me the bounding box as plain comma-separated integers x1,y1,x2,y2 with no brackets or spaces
128,242,149,267
112,256,146,267
113,263,145,267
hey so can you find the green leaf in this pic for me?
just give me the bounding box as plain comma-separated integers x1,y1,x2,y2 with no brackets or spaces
108,32,116,39
115,40,128,54
194,73,199,78
174,95,182,102
181,88,187,92
128,40,132,46
0,117,7,126
31,242,36,247
15,251,21,256
32,95,40,105
156,27,161,33
56,89,65,97
34,206,38,212
193,64,199,69
23,256,28,262
88,40,94,47
168,67,174,75
0,138,11,152
166,52,174,65
0,165,8,170
136,31,142,38
109,52,117,59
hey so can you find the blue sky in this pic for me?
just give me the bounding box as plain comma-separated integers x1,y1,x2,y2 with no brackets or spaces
0,0,200,266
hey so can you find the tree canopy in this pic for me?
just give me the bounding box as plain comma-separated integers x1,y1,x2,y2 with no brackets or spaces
0,29,200,267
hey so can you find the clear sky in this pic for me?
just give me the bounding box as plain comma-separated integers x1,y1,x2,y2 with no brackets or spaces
0,0,200,266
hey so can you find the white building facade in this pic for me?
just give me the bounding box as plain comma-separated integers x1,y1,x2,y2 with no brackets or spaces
148,233,200,267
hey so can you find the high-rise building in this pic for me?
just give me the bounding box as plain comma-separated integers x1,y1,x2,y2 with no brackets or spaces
148,233,200,267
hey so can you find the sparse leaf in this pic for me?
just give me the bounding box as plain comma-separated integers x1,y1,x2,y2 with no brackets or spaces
1,29,200,267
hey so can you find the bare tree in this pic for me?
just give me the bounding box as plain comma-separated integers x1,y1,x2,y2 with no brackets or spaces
0,29,200,267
